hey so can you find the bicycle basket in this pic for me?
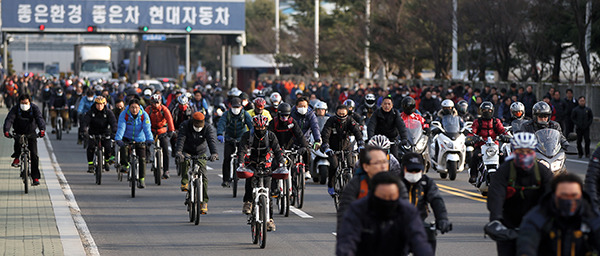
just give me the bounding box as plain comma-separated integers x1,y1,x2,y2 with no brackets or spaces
236,166,254,179
272,167,289,180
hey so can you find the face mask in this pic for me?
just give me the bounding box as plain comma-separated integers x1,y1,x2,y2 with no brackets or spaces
255,129,266,137
514,151,536,170
336,114,348,122
402,93,408,97
87,97,94,101
20,104,31,111
57,93,63,96
432,95,437,99
44,88,50,92
231,107,242,115
242,100,249,106
369,196,399,220
555,195,582,217
404,172,422,183
297,107,308,115
193,126,204,132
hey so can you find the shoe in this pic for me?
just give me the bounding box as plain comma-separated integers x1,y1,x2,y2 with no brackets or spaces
87,164,95,173
77,138,82,145
267,219,276,232
221,180,231,188
328,187,336,196
162,171,170,179
107,156,115,165
305,171,312,180
11,158,20,168
137,178,146,189
200,203,208,214
181,184,188,192
51,129,56,134
242,201,252,215
271,189,280,198
103,164,110,172
468,176,477,184
32,179,40,186
120,164,129,173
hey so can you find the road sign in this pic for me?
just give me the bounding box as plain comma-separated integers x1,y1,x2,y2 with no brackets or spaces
142,34,166,41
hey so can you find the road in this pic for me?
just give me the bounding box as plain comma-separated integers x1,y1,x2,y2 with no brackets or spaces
44,129,592,256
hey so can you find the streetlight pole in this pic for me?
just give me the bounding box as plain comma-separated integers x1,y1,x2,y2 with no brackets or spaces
364,0,371,79
314,0,319,78
451,0,458,79
275,0,280,77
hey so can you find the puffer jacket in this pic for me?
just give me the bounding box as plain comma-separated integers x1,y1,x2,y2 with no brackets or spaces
367,108,408,141
115,106,153,143
585,147,600,209
217,110,253,141
144,104,175,135
175,120,218,156
77,95,95,115
401,175,448,221
81,107,117,135
571,105,594,130
291,106,321,142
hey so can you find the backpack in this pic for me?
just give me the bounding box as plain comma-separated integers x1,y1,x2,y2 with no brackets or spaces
508,161,541,199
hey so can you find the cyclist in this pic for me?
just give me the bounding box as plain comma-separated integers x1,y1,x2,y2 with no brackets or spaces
239,115,285,232
364,135,402,175
291,96,321,174
357,93,377,125
113,99,125,123
175,112,219,214
266,92,282,115
169,94,196,158
457,100,475,122
115,99,153,188
190,89,211,124
321,105,364,196
145,94,175,179
367,96,409,160
247,97,273,121
77,90,96,145
217,97,253,187
268,103,309,179
343,99,364,127
49,87,69,134
81,96,117,173
314,101,330,131
3,94,46,185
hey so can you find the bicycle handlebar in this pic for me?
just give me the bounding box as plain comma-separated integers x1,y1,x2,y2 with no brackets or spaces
183,153,213,161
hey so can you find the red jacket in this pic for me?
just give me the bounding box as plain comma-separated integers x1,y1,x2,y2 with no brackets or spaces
400,112,429,129
145,104,175,135
471,117,506,147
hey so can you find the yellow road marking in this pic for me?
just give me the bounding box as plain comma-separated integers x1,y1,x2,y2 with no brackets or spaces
437,184,487,199
438,187,487,203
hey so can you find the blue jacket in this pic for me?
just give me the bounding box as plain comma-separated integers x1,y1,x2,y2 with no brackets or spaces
115,106,153,143
216,110,253,141
77,95,96,115
291,106,321,142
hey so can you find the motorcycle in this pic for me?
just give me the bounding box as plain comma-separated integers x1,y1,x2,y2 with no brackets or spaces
535,128,567,175
429,115,470,180
471,136,500,196
310,148,329,185
402,119,430,171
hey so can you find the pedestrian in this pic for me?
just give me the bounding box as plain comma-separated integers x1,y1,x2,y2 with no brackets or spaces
517,173,600,255
520,86,537,118
336,172,433,256
564,89,577,136
550,90,568,132
585,146,600,210
571,96,593,158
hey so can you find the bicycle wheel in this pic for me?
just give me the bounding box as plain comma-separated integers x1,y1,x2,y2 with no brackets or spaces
290,169,297,207
187,188,195,223
277,180,284,215
232,158,238,198
130,156,137,198
194,178,201,225
154,150,162,185
95,148,103,185
258,195,267,249
283,178,290,217
251,202,258,244
56,118,62,140
297,165,305,209
22,154,29,194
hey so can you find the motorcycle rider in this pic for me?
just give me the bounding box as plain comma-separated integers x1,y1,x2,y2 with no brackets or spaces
367,96,409,160
399,96,429,131
343,99,364,127
321,105,364,196
266,92,282,116
81,96,117,173
247,97,272,121
508,102,528,133
485,132,553,256
457,100,475,122
469,101,509,184
357,93,378,125
217,97,253,187
436,99,460,121
400,153,452,253
521,101,569,150
239,115,285,232
314,101,330,131
145,94,175,178
49,87,69,134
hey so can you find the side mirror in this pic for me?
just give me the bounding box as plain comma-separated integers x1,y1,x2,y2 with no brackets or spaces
567,133,577,142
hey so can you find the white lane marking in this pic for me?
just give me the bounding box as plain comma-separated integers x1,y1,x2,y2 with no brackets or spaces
217,174,223,178
290,206,314,219
43,137,100,256
332,232,337,237
566,159,589,165
222,210,239,213
207,166,214,170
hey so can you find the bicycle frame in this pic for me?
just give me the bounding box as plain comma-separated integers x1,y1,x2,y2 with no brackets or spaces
14,133,34,193
252,170,271,224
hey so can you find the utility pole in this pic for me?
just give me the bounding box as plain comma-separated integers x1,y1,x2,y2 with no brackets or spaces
364,0,371,79
451,0,458,79
314,0,319,78
185,34,190,83
275,0,280,77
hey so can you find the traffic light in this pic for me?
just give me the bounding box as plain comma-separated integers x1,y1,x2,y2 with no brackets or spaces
139,26,149,32
185,26,192,33
39,25,45,31
86,26,97,32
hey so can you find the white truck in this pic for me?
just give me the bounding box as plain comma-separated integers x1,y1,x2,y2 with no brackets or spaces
74,44,112,80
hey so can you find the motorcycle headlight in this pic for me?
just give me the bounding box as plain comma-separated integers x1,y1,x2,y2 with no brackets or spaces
446,141,454,149
550,161,562,172
539,160,550,169
416,137,428,151
486,148,497,157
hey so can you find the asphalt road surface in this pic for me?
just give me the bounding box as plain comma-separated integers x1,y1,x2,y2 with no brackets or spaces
46,129,592,256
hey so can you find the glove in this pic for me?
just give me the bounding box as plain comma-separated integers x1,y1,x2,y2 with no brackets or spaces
167,131,173,138
217,135,224,143
210,153,219,161
313,142,321,150
116,140,125,147
38,130,45,138
436,219,453,234
484,220,518,241
146,140,153,147
297,147,307,155
176,152,185,162
320,143,330,153
424,127,431,135
326,149,334,157
401,139,410,147
4,132,10,138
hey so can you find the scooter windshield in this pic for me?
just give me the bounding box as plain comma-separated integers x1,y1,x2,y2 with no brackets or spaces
442,115,461,137
535,129,561,157
511,119,527,133
404,119,423,145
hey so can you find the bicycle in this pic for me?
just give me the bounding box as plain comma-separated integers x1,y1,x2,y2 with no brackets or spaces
240,163,272,249
55,108,69,140
227,139,240,198
11,133,39,194
89,134,110,185
332,150,355,210
288,148,306,209
125,141,143,198
151,133,168,185
183,154,214,225
113,140,124,182
276,150,294,217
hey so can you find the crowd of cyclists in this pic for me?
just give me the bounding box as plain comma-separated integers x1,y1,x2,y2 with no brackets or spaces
3,73,600,255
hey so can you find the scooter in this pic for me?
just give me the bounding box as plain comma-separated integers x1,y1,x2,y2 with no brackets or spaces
429,116,470,180
310,148,329,185
402,119,431,171
472,136,500,196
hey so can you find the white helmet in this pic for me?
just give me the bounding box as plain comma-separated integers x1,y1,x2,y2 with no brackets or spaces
511,132,537,150
270,92,282,105
368,135,391,150
441,99,454,108
315,101,328,110
228,88,242,97
177,95,189,105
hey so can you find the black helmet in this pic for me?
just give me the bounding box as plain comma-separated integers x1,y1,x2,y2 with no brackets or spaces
401,96,416,114
457,100,468,115
532,101,551,125
480,101,494,119
278,102,292,116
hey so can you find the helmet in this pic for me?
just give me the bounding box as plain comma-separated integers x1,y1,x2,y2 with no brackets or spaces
480,101,494,119
252,115,269,129
365,94,376,108
228,88,242,97
56,88,64,95
510,132,537,150
315,101,328,110
457,100,468,115
252,89,261,98
143,88,153,97
94,96,107,105
253,97,266,109
368,135,391,150
343,99,355,110
177,95,189,105
150,94,162,104
441,99,455,108
532,101,552,125
270,92,282,106
510,102,525,119
401,97,416,114
278,102,292,116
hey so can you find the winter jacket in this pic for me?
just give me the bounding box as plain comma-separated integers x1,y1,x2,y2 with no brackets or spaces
471,117,506,147
267,117,308,149
336,195,433,256
216,110,253,141
564,97,578,122
487,160,553,228
571,105,594,130
367,108,408,141
522,120,569,148
291,106,321,142
49,94,68,108
3,104,46,135
550,98,568,123
77,96,96,115
144,104,175,135
322,116,363,151
115,106,153,143
175,120,218,156
237,130,284,166
419,97,441,114
81,107,117,136
517,192,600,256
247,109,273,121
520,92,537,117
402,175,449,221
585,147,600,209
